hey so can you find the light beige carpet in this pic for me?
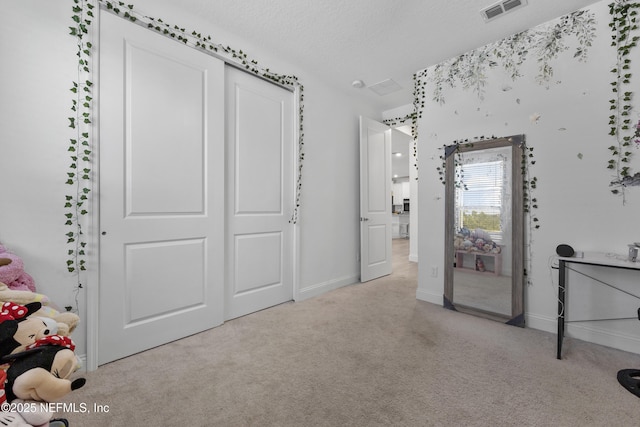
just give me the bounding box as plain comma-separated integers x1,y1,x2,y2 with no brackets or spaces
59,239,640,426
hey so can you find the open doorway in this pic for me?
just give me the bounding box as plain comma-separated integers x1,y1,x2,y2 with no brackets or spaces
391,126,417,263
359,117,416,283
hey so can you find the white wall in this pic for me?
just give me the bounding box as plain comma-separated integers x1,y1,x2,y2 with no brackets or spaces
0,1,377,360
0,2,86,348
416,0,640,354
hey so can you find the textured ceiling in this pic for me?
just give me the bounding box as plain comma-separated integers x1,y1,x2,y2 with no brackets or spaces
132,0,602,112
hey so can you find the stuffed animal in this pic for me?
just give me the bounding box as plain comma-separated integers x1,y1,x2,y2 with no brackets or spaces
0,411,31,427
3,337,85,403
471,228,492,243
11,316,60,356
0,304,81,427
33,310,78,338
6,397,54,427
0,302,47,358
0,283,48,307
0,245,36,293
0,283,79,337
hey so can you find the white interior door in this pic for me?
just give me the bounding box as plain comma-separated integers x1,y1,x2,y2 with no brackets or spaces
225,66,294,320
98,11,225,364
360,117,392,282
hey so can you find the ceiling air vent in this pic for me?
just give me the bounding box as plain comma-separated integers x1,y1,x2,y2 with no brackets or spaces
484,4,504,20
502,0,523,12
481,0,527,22
368,79,402,96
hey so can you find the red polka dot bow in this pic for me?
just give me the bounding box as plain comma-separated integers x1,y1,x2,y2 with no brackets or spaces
26,335,76,352
0,302,28,323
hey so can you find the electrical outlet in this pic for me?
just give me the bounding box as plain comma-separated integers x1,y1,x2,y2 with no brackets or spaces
430,266,438,277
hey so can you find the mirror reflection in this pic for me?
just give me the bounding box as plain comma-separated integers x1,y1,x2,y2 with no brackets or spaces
444,136,524,325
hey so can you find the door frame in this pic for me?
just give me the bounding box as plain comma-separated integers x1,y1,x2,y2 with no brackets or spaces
85,8,301,371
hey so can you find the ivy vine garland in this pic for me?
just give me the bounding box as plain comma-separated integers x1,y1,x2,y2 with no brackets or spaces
66,1,306,302
100,0,305,223
66,0,95,309
383,69,428,176
436,137,539,231
608,0,640,198
385,9,596,236
426,9,596,105
390,4,639,204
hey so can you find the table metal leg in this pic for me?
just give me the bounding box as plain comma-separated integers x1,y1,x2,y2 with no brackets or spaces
557,260,566,359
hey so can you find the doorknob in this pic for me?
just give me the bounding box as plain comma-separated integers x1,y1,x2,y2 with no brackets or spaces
360,217,369,222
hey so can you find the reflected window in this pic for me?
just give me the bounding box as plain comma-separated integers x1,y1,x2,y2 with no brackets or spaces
455,157,506,243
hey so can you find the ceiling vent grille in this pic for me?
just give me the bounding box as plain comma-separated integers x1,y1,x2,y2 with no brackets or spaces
481,0,527,22
368,79,403,96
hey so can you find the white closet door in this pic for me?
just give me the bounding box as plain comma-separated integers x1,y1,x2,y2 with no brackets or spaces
98,11,225,364
225,66,294,320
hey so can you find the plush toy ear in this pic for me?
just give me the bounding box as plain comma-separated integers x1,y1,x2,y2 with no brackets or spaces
0,319,19,358
0,347,43,364
0,319,18,343
21,302,42,319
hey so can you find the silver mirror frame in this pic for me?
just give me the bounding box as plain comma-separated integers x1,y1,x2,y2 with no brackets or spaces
443,135,525,326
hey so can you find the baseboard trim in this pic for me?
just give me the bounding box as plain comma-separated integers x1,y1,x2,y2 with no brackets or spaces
296,274,359,302
76,354,88,373
524,312,556,334
526,312,640,355
415,288,441,305
409,254,418,263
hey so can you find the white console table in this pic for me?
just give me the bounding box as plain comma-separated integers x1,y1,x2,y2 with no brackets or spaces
556,252,640,359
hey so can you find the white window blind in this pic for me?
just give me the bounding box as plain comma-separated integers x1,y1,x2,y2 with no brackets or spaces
455,159,505,240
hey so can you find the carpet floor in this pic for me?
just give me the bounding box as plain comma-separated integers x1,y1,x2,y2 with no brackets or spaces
60,239,640,426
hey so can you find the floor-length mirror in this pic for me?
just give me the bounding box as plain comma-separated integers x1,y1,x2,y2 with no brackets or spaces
443,136,524,326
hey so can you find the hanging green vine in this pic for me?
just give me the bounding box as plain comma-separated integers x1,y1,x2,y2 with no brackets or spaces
385,7,595,244
607,0,640,198
64,1,307,308
384,8,595,188
440,136,538,286
437,140,475,190
428,9,596,104
100,0,305,223
383,69,428,179
437,136,539,232
66,0,95,310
